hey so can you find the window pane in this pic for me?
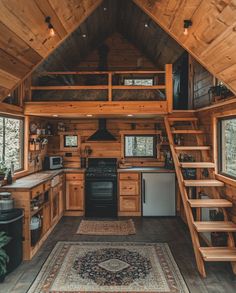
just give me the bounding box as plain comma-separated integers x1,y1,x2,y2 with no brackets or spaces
0,116,24,171
64,135,78,147
124,79,153,86
220,118,236,177
125,135,156,157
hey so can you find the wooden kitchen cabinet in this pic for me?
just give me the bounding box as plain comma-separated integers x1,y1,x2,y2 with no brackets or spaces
119,196,139,212
65,172,85,215
0,173,64,261
119,180,139,195
118,172,141,216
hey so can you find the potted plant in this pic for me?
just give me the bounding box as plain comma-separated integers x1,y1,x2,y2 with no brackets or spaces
0,231,10,282
0,161,7,181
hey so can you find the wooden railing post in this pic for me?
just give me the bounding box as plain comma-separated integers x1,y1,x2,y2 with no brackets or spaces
165,64,173,113
108,72,112,101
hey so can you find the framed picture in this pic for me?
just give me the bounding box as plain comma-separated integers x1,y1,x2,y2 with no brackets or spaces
60,132,80,152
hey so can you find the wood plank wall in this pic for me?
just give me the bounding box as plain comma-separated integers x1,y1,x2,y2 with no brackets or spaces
197,104,236,223
46,118,167,167
78,33,155,70
190,57,214,109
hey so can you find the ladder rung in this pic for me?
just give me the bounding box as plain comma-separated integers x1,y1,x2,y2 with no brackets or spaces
193,221,236,232
199,247,236,261
188,199,233,208
168,117,198,122
175,146,211,151
180,162,215,168
184,179,224,187
172,130,204,134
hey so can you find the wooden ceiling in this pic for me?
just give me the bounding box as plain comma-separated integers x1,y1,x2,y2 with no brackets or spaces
134,0,236,95
34,0,183,74
1,0,236,102
0,0,102,101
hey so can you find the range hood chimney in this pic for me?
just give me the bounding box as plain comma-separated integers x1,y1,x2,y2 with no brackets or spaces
87,119,116,141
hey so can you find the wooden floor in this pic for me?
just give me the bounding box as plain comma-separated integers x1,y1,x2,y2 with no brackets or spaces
1,216,236,293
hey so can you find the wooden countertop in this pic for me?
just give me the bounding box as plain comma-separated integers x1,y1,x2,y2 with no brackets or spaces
0,167,175,191
118,167,175,173
0,168,86,191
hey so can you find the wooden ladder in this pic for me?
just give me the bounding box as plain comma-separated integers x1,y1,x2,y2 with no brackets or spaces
164,115,236,277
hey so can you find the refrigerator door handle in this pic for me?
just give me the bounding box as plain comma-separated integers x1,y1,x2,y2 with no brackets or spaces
142,178,146,203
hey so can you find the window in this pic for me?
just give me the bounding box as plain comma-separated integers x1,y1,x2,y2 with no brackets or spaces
124,135,157,158
218,117,236,178
64,135,78,147
124,78,153,86
0,115,24,171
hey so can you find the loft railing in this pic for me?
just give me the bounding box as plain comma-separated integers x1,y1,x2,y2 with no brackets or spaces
30,64,173,113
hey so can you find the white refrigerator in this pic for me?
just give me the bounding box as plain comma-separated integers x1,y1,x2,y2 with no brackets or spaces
142,173,176,216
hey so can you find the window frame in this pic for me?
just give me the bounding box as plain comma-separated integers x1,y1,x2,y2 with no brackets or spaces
0,114,25,173
217,115,236,180
124,134,157,159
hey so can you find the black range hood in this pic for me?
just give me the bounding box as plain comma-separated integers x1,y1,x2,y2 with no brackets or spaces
87,119,116,141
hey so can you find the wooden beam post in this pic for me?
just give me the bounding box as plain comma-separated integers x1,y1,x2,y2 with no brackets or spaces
108,72,112,101
165,64,173,113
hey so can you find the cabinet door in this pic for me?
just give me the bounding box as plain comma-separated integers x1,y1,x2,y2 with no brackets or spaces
42,202,51,234
51,191,59,223
66,181,84,210
119,196,139,212
119,180,139,196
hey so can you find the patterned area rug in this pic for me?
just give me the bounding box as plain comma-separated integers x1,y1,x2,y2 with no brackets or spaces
77,219,136,235
28,242,189,293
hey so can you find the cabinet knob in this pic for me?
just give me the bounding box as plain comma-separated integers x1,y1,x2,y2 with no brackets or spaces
74,188,78,191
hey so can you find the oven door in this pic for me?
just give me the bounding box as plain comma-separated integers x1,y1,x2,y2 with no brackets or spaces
85,177,117,217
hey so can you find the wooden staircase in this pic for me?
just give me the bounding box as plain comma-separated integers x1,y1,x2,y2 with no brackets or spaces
164,115,236,277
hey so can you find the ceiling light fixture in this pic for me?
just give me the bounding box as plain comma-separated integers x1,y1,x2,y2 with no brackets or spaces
52,114,58,117
103,7,107,11
82,33,87,38
127,114,133,117
86,114,93,117
45,16,56,37
144,23,149,28
183,19,192,35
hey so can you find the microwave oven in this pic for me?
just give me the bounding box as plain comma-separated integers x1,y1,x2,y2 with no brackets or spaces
44,156,63,170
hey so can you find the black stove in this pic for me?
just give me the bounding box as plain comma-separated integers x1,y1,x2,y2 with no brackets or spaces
86,167,117,178
85,158,117,217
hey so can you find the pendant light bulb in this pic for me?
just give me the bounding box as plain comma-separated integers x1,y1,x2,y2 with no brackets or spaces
49,27,56,37
183,19,192,36
45,16,56,37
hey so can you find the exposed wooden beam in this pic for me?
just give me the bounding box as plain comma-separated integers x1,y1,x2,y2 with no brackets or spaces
24,101,168,116
0,102,23,116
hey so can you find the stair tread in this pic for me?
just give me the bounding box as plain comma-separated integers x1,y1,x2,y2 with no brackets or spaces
193,221,236,232
175,146,211,151
188,199,232,208
199,247,236,261
184,179,224,187
172,130,204,134
180,162,215,168
168,117,198,122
